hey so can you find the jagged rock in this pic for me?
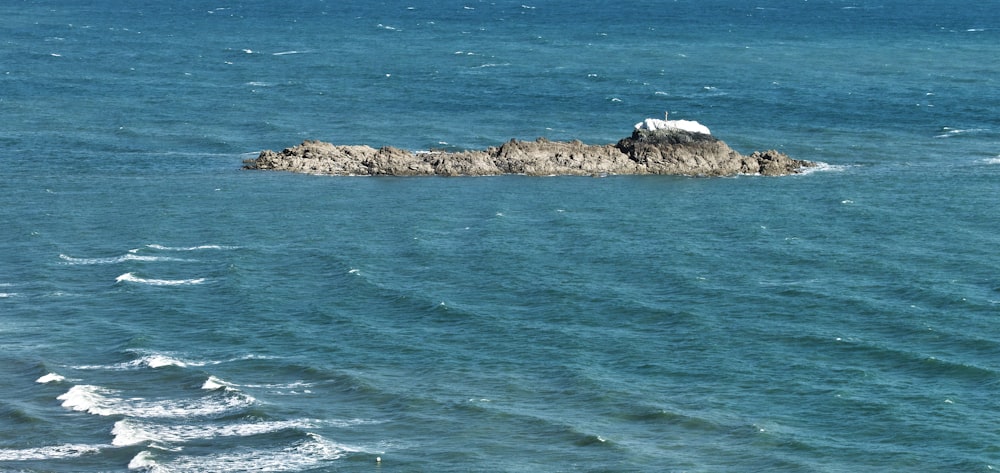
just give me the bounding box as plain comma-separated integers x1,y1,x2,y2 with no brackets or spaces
244,129,814,177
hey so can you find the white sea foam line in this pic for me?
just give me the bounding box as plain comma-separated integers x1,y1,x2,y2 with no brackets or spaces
116,272,207,286
59,253,191,265
73,352,263,371
0,443,106,461
795,162,849,175
130,433,359,473
934,127,987,138
146,244,239,251
112,418,317,447
58,385,255,418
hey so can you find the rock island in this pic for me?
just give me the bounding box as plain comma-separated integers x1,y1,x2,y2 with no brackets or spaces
243,117,815,177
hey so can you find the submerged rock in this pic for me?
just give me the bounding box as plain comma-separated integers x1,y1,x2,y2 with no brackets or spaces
244,128,814,177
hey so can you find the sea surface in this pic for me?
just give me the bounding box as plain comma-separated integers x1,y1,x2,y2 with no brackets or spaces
2,1,999,471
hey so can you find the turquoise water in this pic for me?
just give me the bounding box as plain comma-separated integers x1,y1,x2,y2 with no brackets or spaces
2,1,999,471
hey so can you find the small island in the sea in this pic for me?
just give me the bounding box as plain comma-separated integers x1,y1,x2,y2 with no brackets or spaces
243,116,816,177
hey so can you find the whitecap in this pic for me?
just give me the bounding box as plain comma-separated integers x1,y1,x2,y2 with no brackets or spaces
36,372,66,383
795,162,850,175
84,351,271,371
272,50,306,56
58,385,116,416
202,375,237,390
74,352,211,371
146,244,238,251
128,450,161,470
0,443,104,461
116,272,207,286
152,433,359,472
59,253,190,265
140,354,189,368
980,157,1000,165
934,127,987,138
58,384,255,418
113,418,316,447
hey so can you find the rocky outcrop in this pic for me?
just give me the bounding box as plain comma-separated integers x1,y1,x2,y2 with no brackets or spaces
244,128,814,177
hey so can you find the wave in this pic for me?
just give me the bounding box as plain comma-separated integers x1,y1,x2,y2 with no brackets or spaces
146,244,239,251
795,162,852,175
934,127,988,138
129,353,196,369
116,272,207,286
57,384,255,418
36,372,66,383
202,375,235,391
980,157,1000,165
128,433,360,472
112,418,316,447
59,253,191,265
202,375,319,396
73,352,268,371
0,443,105,461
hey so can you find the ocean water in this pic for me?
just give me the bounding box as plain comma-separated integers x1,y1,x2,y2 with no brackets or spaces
2,0,999,471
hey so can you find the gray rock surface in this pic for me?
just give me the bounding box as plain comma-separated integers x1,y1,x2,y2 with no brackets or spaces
244,129,815,177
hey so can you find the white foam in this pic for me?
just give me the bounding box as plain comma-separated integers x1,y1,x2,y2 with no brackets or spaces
112,418,316,447
272,50,306,56
128,450,160,471
36,372,66,383
202,375,235,390
634,117,712,135
58,385,255,418
981,157,1000,165
116,272,206,286
74,352,249,371
206,377,316,394
0,443,104,461
934,127,987,138
149,433,359,472
143,354,189,368
59,253,190,264
795,162,850,175
146,244,238,251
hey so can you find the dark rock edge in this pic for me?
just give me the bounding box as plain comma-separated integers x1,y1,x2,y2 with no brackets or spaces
243,129,816,177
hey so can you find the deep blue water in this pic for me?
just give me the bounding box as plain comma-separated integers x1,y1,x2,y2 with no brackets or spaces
2,1,999,471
